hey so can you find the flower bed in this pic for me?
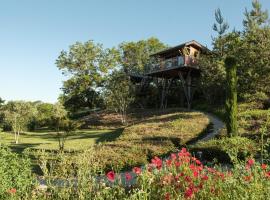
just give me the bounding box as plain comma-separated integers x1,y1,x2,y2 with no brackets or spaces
104,148,270,199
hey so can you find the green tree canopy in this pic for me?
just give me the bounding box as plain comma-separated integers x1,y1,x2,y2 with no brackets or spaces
118,37,167,74
2,101,36,144
56,40,119,111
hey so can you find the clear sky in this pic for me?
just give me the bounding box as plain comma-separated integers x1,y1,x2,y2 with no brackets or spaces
0,0,269,103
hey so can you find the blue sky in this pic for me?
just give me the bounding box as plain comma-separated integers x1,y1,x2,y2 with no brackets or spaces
0,0,269,103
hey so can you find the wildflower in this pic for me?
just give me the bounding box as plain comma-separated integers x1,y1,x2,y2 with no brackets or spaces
166,159,172,167
185,176,192,182
8,188,16,194
151,156,163,170
246,159,255,168
171,153,177,160
201,175,208,181
189,164,196,171
184,187,193,198
164,192,170,200
265,171,270,178
193,171,199,178
262,163,267,170
174,161,181,167
133,167,142,175
195,159,201,165
162,173,174,185
106,171,115,182
244,175,252,182
125,172,132,181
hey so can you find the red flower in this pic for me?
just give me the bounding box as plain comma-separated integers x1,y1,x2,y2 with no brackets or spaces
247,159,255,167
244,175,252,182
181,148,187,153
185,176,192,182
189,164,195,170
195,160,201,165
125,172,132,181
151,156,163,170
175,161,181,167
193,171,199,178
164,192,170,200
201,175,208,181
184,187,193,198
8,188,16,194
265,171,270,178
106,171,115,182
166,159,172,167
171,153,177,160
133,167,142,175
262,163,267,170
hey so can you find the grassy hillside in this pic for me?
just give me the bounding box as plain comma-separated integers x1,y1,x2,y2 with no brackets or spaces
90,110,210,172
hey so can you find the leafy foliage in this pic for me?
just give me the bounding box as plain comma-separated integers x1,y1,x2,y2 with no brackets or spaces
2,101,36,144
225,56,238,137
104,71,135,124
0,146,35,199
56,40,119,112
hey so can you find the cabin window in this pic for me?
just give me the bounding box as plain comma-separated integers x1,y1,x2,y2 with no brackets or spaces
194,51,199,58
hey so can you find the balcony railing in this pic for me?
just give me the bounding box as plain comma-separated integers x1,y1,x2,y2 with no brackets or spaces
153,56,197,71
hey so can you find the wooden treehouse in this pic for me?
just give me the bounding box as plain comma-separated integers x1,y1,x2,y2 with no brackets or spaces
130,40,208,110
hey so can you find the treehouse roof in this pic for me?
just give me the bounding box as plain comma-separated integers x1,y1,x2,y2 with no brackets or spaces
150,40,209,57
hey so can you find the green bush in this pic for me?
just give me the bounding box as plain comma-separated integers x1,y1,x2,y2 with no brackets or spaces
0,146,36,199
190,137,257,164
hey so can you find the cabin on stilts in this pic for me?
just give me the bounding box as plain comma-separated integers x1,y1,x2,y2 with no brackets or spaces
129,40,208,110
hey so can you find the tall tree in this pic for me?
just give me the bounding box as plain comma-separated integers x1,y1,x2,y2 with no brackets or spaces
243,0,269,31
225,57,238,137
56,40,119,112
198,8,230,104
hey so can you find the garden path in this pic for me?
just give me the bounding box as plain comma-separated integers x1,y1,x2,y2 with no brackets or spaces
197,112,225,142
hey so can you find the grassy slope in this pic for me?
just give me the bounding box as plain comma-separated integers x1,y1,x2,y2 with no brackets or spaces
90,110,210,172
0,129,122,153
1,109,210,173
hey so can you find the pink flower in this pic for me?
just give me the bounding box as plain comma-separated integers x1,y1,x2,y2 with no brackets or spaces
133,167,142,175
125,172,132,181
106,171,115,182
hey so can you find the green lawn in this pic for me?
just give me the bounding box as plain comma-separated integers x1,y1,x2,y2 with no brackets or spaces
0,129,123,153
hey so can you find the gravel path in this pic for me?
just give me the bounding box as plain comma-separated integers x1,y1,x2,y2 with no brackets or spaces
199,112,225,141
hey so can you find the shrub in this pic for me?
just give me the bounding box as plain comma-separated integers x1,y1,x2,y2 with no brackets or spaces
190,137,258,164
0,146,36,199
